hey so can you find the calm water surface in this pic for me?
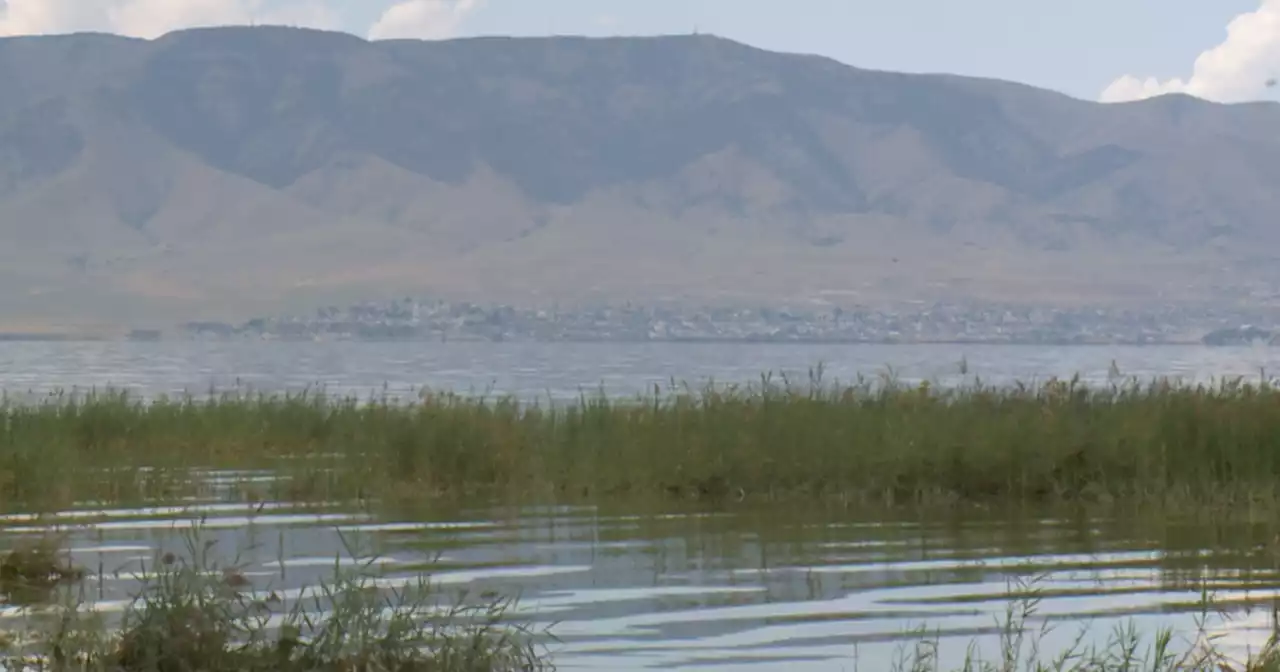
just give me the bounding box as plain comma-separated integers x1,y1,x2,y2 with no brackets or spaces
2,342,1279,670
2,341,1279,400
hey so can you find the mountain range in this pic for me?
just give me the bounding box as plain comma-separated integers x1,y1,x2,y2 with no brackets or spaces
1,26,1278,332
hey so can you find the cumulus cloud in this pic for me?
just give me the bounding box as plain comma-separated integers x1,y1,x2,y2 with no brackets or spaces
368,0,481,40
0,0,339,39
1100,0,1280,103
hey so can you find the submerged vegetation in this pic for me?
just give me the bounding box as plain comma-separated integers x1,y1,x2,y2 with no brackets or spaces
6,370,1280,508
0,535,84,607
890,575,1280,672
0,528,551,671
1,531,1279,671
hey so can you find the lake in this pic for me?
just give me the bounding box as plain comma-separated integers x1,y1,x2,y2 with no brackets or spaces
3,341,1280,401
3,341,1280,670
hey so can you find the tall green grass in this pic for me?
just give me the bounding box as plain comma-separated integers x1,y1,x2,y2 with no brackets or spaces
6,372,1280,508
0,525,551,671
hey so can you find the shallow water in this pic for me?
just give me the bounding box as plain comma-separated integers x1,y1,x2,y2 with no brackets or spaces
4,487,1280,670
5,342,1280,668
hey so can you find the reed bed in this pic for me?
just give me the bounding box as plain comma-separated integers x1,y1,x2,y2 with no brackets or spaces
5,371,1280,508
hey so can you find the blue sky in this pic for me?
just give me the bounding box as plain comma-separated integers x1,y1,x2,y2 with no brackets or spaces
453,0,1266,101
2,0,1277,102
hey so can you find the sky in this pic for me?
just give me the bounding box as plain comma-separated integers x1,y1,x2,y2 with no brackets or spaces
1,0,1279,103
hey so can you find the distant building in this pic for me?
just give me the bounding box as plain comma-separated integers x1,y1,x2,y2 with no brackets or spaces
1202,325,1273,346
128,329,163,342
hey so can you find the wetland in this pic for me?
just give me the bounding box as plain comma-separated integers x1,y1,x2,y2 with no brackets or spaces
4,342,1280,670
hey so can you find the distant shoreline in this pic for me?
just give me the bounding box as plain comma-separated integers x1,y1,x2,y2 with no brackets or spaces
0,333,94,342
0,334,1217,346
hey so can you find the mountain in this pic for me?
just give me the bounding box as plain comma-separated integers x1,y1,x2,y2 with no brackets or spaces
1,26,1279,332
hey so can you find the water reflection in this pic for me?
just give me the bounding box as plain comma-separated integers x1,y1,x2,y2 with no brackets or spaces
0,478,1277,670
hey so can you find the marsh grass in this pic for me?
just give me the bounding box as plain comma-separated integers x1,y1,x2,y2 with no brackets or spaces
0,535,83,607
891,574,1280,672
0,525,553,671
8,370,1280,508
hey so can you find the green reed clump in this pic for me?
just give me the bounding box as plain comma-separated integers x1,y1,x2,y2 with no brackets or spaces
0,535,84,607
0,529,551,671
9,372,1280,507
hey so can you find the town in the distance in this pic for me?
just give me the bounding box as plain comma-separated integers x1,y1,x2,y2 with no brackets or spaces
120,297,1279,346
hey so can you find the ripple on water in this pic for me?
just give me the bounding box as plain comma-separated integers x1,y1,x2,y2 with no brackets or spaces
0,485,1276,670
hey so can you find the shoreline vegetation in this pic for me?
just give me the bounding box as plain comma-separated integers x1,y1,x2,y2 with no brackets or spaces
0,527,554,671
5,370,1280,667
5,369,1280,508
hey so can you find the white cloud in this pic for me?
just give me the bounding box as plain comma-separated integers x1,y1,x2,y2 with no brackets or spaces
367,0,480,40
0,0,109,36
1100,0,1280,103
108,0,256,37
0,0,339,39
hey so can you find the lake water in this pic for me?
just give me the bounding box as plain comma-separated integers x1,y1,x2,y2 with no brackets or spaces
3,341,1280,669
3,341,1280,401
